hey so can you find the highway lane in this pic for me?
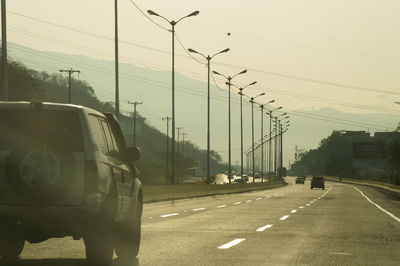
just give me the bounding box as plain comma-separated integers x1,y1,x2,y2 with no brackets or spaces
6,177,400,265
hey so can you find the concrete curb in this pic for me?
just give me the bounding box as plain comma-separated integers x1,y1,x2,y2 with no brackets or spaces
143,180,288,203
325,177,400,195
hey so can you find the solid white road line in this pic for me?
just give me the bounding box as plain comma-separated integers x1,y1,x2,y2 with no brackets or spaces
352,186,400,223
330,252,352,256
218,238,246,249
160,213,179,218
192,208,205,211
217,204,227,208
233,202,241,205
280,215,290,220
291,209,297,213
256,224,273,232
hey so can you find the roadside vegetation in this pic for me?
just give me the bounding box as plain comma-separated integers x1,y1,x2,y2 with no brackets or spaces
290,130,400,184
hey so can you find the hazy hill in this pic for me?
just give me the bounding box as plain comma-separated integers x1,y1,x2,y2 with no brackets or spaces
8,42,400,167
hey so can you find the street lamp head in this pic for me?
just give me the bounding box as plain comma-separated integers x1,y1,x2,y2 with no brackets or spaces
277,106,283,110
260,92,266,96
220,48,230,53
186,10,200,18
147,10,160,16
188,48,198,54
239,70,247,75
212,70,221,75
249,81,257,86
268,100,275,104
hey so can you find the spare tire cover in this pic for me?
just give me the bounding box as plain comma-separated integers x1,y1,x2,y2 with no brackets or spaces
5,146,75,204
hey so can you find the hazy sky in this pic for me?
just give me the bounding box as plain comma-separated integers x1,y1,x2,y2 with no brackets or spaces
6,0,400,115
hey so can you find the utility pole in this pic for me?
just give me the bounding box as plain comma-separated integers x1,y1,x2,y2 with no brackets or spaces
127,101,143,146
162,116,171,184
181,132,188,179
114,0,119,118
176,126,183,184
59,68,80,104
1,0,7,101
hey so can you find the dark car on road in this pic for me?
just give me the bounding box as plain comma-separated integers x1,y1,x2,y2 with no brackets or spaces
295,177,305,184
311,176,325,190
0,102,143,264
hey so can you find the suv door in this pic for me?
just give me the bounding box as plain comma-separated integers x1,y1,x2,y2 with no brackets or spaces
98,118,134,221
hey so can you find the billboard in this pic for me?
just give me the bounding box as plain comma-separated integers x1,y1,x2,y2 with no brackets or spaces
353,142,385,160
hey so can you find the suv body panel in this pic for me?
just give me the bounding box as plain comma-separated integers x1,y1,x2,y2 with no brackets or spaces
0,101,142,240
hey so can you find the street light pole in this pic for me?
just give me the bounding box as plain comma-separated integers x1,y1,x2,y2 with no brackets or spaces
176,126,183,183
213,70,247,183
188,48,229,183
148,9,199,185
162,116,171,184
267,106,282,181
247,92,265,182
114,0,119,118
235,81,257,180
1,0,7,101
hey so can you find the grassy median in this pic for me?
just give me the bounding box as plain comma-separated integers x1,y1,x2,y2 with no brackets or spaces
143,179,287,203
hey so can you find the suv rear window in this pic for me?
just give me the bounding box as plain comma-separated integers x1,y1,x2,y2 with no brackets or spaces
0,108,84,152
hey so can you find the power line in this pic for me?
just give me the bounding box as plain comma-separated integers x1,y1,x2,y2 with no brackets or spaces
127,0,169,31
174,33,206,65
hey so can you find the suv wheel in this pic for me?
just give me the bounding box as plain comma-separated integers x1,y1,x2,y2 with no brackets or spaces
0,235,24,262
115,192,143,260
84,184,117,265
311,186,313,189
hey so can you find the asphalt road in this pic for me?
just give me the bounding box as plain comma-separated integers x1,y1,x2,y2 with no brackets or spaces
6,177,400,265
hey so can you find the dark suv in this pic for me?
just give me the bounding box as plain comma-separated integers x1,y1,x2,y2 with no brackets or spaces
0,102,143,264
311,176,325,190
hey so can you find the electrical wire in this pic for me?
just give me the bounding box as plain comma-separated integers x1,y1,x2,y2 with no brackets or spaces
127,0,170,32
174,33,207,65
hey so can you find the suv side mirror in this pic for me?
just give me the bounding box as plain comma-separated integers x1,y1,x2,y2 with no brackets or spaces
125,146,141,162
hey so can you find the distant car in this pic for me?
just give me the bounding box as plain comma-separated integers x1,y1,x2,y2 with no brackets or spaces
311,176,325,190
234,178,245,184
242,175,249,183
253,173,261,179
295,177,305,184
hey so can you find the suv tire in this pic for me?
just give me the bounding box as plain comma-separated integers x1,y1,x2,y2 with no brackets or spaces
84,184,117,265
115,193,142,260
0,233,24,262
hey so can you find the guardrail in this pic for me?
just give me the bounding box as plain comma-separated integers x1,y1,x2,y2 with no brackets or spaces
325,176,400,195
143,180,287,203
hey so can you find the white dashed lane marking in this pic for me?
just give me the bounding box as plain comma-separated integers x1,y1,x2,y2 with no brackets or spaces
256,224,273,232
192,208,205,211
299,206,304,209
233,202,241,205
245,200,252,203
256,198,262,200
218,238,246,249
280,215,290,221
160,213,179,218
291,209,297,213
217,205,226,208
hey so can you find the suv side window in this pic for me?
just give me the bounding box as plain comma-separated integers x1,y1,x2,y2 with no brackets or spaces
88,115,107,155
99,119,120,154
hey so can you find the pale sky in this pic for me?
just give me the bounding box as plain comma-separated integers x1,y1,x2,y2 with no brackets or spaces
6,0,400,113
4,0,400,165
